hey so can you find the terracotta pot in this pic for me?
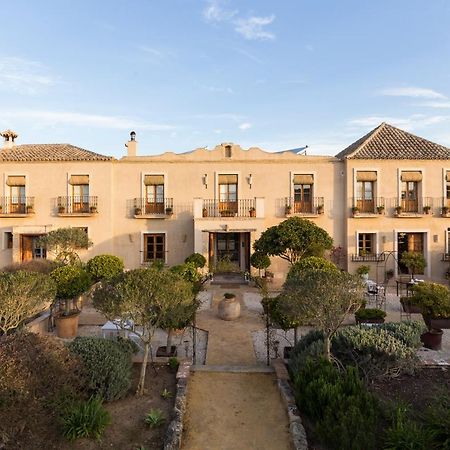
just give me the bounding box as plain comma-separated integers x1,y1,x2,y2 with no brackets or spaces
420,328,443,350
55,312,80,338
423,316,450,330
218,295,240,321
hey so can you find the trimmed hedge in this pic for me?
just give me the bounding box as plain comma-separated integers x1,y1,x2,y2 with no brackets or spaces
50,265,92,299
86,255,124,281
68,337,137,402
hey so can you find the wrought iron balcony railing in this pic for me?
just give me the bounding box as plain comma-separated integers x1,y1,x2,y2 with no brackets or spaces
284,197,324,215
202,198,256,218
394,197,433,215
57,196,98,214
352,197,385,215
0,197,35,215
133,198,173,216
351,253,386,262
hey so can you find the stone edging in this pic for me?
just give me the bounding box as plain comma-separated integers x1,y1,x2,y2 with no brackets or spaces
272,358,308,450
163,359,191,450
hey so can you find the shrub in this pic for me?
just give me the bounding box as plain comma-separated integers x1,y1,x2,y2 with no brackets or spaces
0,332,85,448
250,252,271,271
410,282,450,319
145,409,165,428
170,262,202,284
378,322,426,348
286,256,338,282
355,308,386,321
261,295,301,330
356,265,370,276
400,252,426,279
2,259,59,274
184,252,206,269
86,255,124,281
68,337,136,401
61,396,111,441
293,358,378,450
51,264,92,299
289,329,325,375
384,404,434,450
168,357,179,371
422,395,450,448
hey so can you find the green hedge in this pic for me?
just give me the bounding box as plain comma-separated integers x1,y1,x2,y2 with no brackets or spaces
86,255,124,281
50,265,92,299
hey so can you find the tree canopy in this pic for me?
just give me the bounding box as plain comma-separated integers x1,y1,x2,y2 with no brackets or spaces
286,256,338,282
253,217,333,265
93,267,195,395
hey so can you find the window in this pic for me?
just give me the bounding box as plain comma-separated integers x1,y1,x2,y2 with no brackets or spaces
69,175,90,213
225,145,232,158
356,181,374,212
293,174,314,213
6,176,26,214
143,233,165,262
5,232,13,249
143,175,165,214
446,178,450,207
218,174,238,213
400,171,422,213
358,233,375,256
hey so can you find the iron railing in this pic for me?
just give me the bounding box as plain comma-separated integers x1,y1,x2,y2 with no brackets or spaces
202,198,256,218
57,196,98,214
352,197,385,214
351,253,386,262
284,197,324,215
133,198,173,215
394,197,433,214
0,196,34,214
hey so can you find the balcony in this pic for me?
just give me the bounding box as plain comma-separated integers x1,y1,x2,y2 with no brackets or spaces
57,196,98,216
0,197,35,217
351,197,385,217
351,253,386,262
196,198,263,219
394,197,433,217
133,198,173,218
284,197,324,217
440,198,450,217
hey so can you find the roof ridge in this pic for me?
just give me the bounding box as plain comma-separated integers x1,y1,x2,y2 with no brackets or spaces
344,122,386,159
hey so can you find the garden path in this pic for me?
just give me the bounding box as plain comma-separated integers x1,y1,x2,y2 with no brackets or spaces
182,285,293,450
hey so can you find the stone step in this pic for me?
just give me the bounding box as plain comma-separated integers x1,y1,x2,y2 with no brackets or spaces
191,364,274,373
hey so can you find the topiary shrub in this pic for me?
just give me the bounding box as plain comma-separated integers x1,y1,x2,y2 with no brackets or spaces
0,332,85,448
86,255,124,281
250,252,271,273
184,253,206,269
50,265,92,300
286,256,338,282
410,281,450,319
68,337,136,402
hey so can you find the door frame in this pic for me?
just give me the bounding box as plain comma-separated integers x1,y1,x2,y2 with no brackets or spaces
393,229,430,277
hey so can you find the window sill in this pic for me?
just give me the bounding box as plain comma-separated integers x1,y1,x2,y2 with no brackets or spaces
351,212,382,218
134,213,173,219
57,212,98,217
0,212,34,218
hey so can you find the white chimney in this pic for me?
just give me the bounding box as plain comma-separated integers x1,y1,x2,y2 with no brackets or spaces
125,130,137,156
1,129,18,149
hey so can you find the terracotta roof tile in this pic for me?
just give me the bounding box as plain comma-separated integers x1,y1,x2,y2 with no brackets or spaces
0,144,113,162
336,123,450,160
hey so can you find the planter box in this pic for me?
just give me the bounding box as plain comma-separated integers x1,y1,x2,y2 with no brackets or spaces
356,318,385,325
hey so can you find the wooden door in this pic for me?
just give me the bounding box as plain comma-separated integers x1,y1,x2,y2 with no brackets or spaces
21,235,33,261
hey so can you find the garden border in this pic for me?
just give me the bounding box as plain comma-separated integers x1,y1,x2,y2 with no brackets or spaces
272,358,308,450
163,359,191,450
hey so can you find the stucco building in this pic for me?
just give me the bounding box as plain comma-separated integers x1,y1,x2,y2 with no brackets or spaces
1,123,450,282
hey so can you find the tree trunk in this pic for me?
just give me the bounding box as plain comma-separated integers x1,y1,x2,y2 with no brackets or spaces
166,328,174,356
323,335,331,361
137,341,150,396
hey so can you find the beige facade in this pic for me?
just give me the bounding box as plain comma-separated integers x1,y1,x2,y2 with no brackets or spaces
1,124,450,282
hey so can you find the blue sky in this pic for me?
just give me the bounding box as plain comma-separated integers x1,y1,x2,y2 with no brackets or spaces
1,0,450,157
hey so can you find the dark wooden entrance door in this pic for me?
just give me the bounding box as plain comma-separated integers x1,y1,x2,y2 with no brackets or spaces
397,232,424,274
21,235,46,262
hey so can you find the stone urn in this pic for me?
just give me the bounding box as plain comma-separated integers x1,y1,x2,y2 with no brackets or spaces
218,293,240,321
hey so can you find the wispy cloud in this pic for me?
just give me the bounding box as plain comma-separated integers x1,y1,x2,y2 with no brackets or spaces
0,57,57,95
233,47,264,64
234,15,275,41
138,45,175,64
348,114,450,131
190,112,245,122
0,109,175,131
239,122,252,130
203,0,237,23
379,86,446,99
201,84,234,94
420,101,450,109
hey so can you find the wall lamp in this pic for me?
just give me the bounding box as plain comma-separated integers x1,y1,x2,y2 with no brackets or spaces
203,173,208,189
248,173,253,189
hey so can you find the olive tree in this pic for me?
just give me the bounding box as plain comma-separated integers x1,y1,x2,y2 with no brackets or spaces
281,269,365,361
38,227,92,265
400,251,426,280
253,217,333,265
250,252,271,277
93,267,195,395
0,271,56,335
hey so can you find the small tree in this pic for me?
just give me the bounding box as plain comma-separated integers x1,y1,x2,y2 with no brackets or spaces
250,252,271,276
93,268,194,395
0,271,56,335
184,253,206,269
38,227,92,264
281,269,365,360
86,254,124,281
286,256,338,282
253,217,333,265
400,252,426,280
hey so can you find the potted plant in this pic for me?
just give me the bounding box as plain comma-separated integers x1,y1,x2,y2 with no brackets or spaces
58,205,66,214
202,207,208,217
89,205,98,213
50,265,92,338
355,308,386,324
134,206,142,215
442,206,449,217
423,205,432,215
220,209,235,217
400,251,426,281
395,205,403,216
285,205,292,216
317,204,324,215
165,207,173,216
218,292,240,321
26,204,34,214
351,206,360,216
249,206,256,217
356,265,370,280
410,281,450,330
377,205,385,214
399,296,422,314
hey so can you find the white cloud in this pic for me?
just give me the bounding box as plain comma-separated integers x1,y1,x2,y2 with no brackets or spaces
348,114,450,131
239,122,252,130
0,57,57,95
203,0,237,22
420,101,450,109
379,87,446,99
234,15,275,41
0,109,175,131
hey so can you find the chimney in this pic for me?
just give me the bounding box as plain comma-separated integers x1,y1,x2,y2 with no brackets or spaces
1,129,18,149
125,130,137,156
